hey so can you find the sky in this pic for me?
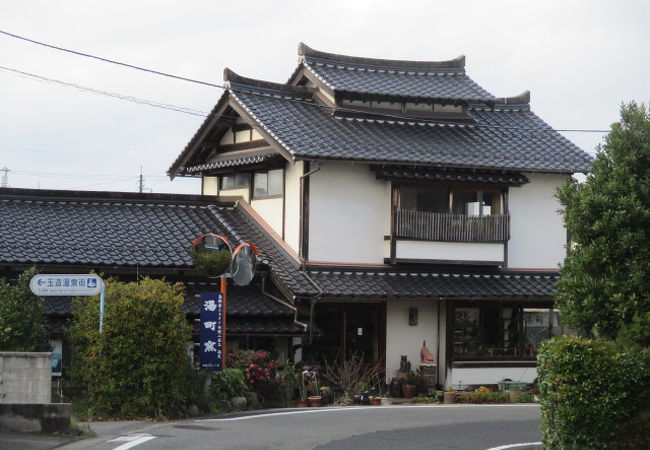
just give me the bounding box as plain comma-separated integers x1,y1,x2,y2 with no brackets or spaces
1,1,648,194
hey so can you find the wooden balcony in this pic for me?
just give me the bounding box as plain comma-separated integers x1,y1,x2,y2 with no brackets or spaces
395,209,510,243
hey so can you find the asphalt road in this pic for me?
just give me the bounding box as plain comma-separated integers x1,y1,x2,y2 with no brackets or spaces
57,404,542,450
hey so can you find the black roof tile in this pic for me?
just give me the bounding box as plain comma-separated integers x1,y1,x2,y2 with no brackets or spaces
371,166,529,185
307,270,558,299
229,86,593,173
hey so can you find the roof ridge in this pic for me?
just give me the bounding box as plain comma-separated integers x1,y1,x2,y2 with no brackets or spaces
298,42,465,71
224,68,315,98
0,187,234,206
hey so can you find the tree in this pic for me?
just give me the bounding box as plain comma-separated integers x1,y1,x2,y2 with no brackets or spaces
0,267,50,352
69,277,192,418
555,102,650,344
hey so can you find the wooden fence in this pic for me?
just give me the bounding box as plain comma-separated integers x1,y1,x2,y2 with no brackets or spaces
395,209,509,242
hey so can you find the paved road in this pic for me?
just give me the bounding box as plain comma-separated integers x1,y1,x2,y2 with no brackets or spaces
56,404,542,450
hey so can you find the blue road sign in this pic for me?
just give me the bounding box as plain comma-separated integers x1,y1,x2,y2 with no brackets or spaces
200,292,224,371
29,274,103,296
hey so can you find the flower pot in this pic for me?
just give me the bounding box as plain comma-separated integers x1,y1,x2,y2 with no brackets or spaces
402,384,417,399
443,392,456,404
308,396,322,407
371,397,382,406
296,400,309,408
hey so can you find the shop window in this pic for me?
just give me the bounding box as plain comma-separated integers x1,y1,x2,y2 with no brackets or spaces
221,173,249,190
253,169,283,198
452,306,561,360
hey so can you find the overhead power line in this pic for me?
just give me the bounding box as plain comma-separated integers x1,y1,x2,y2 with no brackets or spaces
0,29,224,89
0,28,610,133
0,65,207,117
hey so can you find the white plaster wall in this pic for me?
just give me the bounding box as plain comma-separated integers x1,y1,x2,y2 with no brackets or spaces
385,302,438,382
309,162,390,263
202,176,219,195
221,187,250,202
284,161,303,252
251,197,283,236
508,173,567,269
446,367,537,388
396,241,504,262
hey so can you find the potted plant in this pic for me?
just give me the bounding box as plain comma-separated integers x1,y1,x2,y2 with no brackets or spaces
444,386,456,404
402,371,417,398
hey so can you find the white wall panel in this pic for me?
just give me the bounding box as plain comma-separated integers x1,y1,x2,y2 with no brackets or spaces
284,161,303,252
508,173,567,269
251,197,283,236
447,367,537,388
202,176,219,195
396,241,504,263
309,162,390,263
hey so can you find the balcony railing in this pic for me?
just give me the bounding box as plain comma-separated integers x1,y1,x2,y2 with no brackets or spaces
395,209,509,243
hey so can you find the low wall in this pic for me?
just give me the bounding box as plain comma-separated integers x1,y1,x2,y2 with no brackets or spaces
0,352,52,403
0,403,70,433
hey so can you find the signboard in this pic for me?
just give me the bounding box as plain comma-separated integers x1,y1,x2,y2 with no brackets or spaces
199,292,224,371
29,274,103,296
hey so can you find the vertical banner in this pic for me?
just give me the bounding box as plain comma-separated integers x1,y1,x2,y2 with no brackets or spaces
200,292,224,371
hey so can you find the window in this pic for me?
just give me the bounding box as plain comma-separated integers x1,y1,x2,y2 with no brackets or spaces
221,173,249,190
253,168,283,198
399,187,503,216
452,305,562,360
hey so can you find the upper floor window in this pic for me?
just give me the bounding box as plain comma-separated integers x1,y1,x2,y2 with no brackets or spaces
221,173,249,190
253,168,283,198
399,187,503,216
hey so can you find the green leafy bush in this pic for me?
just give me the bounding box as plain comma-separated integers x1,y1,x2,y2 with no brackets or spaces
210,368,247,401
537,335,650,449
68,278,192,419
457,390,509,404
0,268,50,352
228,349,282,403
192,249,232,278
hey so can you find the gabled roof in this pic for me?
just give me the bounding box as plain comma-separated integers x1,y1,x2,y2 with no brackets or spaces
227,77,592,173
292,43,494,102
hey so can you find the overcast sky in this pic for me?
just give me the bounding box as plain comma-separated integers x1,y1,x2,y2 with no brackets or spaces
1,1,648,194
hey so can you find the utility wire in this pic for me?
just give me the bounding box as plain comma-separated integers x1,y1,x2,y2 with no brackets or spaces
0,29,224,89
0,65,208,117
0,28,610,132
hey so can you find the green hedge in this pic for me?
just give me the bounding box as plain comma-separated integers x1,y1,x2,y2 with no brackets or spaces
69,278,192,419
537,336,650,449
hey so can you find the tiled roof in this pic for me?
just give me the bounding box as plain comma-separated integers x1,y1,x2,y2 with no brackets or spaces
43,282,306,335
297,43,494,102
371,166,529,185
185,148,281,174
229,84,592,173
0,189,231,268
307,270,558,299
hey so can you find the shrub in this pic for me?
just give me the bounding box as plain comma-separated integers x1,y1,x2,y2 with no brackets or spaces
322,351,383,398
68,278,192,419
228,350,281,402
537,335,650,449
457,390,509,404
0,268,50,352
210,368,247,401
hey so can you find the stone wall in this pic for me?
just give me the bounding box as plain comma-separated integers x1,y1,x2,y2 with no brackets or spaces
0,352,52,403
0,403,70,433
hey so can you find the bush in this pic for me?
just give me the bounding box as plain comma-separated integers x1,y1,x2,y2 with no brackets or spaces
537,335,650,449
210,368,247,401
0,268,50,352
68,278,192,419
457,389,509,404
228,350,282,403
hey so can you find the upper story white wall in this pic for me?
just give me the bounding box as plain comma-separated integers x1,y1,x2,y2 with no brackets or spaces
508,173,567,269
309,162,390,264
284,161,303,253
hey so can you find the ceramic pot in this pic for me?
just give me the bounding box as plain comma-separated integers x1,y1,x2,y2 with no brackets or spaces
308,396,322,407
371,397,382,405
443,392,456,404
402,384,417,399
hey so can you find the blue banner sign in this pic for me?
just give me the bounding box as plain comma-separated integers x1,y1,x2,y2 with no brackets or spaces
200,292,224,371
29,274,103,296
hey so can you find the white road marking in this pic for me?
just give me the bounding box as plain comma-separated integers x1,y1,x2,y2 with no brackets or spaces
485,442,542,450
108,433,156,450
197,404,539,422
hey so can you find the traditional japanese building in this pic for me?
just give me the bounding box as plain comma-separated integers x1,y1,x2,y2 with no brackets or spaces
168,43,592,387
